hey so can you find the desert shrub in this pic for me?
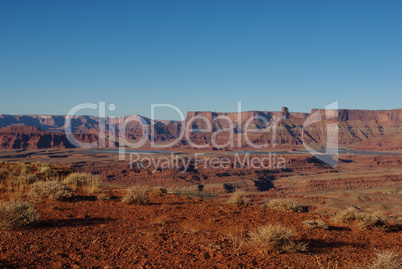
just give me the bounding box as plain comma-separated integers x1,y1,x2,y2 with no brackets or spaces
5,174,40,195
122,186,149,205
228,190,249,205
152,186,168,194
17,174,41,185
302,219,328,229
370,250,401,269
20,163,31,174
331,207,385,229
0,201,40,229
249,224,308,253
263,198,304,213
39,165,53,177
97,193,112,200
358,212,385,229
63,172,100,193
0,168,8,180
29,181,72,200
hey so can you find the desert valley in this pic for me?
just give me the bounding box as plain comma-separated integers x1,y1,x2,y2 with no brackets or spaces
0,108,401,268
1,1,401,268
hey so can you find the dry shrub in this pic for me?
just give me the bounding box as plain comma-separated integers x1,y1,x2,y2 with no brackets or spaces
264,198,304,213
370,250,401,269
302,219,328,230
0,201,40,229
0,168,8,180
63,172,100,193
122,186,149,205
358,212,385,229
20,163,31,175
331,207,385,229
151,186,168,194
249,224,308,253
331,207,361,222
96,193,112,200
228,190,249,205
229,228,245,252
39,165,53,177
29,181,72,200
17,174,41,185
4,175,41,199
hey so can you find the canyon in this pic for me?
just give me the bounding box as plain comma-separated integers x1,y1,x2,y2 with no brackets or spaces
0,107,401,150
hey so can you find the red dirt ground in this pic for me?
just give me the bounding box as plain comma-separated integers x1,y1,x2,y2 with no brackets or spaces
1,188,401,268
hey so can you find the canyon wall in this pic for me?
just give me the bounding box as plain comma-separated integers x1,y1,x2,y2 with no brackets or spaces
0,108,400,150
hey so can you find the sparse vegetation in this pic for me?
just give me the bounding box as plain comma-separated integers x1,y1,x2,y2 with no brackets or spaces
20,163,31,174
229,228,245,252
227,190,249,205
331,207,385,229
0,201,40,229
39,164,53,177
29,181,72,200
263,198,304,213
369,250,401,269
249,224,308,253
63,172,101,193
17,174,41,185
0,168,8,180
122,186,150,205
152,186,168,194
302,219,328,230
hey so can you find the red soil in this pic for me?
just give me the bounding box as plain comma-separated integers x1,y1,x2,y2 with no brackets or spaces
1,189,401,268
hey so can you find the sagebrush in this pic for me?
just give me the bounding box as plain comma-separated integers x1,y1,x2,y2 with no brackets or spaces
370,250,401,269
228,190,249,205
0,201,40,229
331,207,385,229
29,181,73,200
264,198,304,213
63,172,100,193
249,224,308,252
302,219,328,230
122,186,150,205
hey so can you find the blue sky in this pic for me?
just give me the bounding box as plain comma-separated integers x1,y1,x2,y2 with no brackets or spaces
0,1,401,119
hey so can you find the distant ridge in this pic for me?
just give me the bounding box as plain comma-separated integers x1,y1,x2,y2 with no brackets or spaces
0,108,401,150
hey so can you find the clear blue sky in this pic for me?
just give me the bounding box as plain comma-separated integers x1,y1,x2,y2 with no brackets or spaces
0,0,401,119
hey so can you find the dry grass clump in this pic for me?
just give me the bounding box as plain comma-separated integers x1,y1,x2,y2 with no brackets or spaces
0,168,8,180
20,163,31,174
63,172,100,193
228,190,249,205
331,207,385,229
96,192,112,200
0,201,40,229
369,250,401,269
151,186,168,194
249,224,308,253
264,198,304,213
29,181,72,200
302,219,328,230
39,165,53,177
17,174,41,185
122,186,150,205
331,207,361,222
